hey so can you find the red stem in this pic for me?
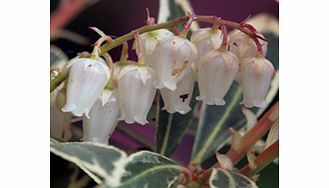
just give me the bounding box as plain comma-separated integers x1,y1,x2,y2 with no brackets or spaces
198,102,278,183
239,140,279,177
50,0,88,39
180,14,196,37
225,102,279,165
219,24,228,51
241,23,264,55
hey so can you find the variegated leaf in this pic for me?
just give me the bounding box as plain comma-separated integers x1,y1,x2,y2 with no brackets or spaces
105,151,184,188
209,169,258,188
50,142,127,186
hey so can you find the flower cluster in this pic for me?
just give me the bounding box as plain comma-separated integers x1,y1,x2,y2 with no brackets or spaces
58,24,274,144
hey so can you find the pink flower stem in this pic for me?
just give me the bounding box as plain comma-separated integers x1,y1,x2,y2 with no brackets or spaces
179,14,196,38
225,102,279,165
239,140,279,177
51,15,267,92
219,24,228,51
50,0,89,39
198,102,278,183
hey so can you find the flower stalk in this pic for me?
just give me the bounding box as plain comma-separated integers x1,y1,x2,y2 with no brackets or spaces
51,15,266,93
225,102,279,165
198,102,278,184
219,24,228,51
239,140,279,177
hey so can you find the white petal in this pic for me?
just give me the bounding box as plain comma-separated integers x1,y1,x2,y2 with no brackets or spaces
191,28,223,68
241,57,274,108
118,65,156,125
51,88,72,141
83,90,120,144
101,89,113,106
152,36,197,91
62,57,110,118
229,31,268,61
160,67,195,114
197,51,239,105
141,29,174,67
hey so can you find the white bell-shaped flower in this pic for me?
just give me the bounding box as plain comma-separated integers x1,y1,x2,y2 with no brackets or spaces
160,67,195,114
229,30,267,61
51,85,72,141
197,50,239,105
240,57,275,108
62,57,110,118
117,64,156,125
191,27,223,67
82,89,120,144
140,29,173,67
150,35,198,91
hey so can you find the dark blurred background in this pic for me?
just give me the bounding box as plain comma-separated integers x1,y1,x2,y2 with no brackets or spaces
51,0,278,60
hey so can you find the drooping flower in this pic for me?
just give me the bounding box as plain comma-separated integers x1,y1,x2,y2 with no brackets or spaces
51,85,72,141
61,57,110,118
240,57,275,108
82,89,120,144
160,66,195,114
191,27,223,67
117,64,156,125
140,29,173,67
197,50,239,105
228,30,267,61
150,35,198,91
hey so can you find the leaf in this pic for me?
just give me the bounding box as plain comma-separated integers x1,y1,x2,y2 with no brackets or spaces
51,153,95,188
156,85,199,157
264,119,279,150
209,168,258,188
157,0,186,30
50,142,127,186
50,45,68,67
105,151,184,188
190,31,279,166
158,0,198,31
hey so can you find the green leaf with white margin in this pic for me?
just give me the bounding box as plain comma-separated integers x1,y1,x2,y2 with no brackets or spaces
158,0,198,30
157,0,185,30
105,151,184,188
156,85,199,157
50,142,127,186
190,16,279,166
50,45,68,68
209,169,258,188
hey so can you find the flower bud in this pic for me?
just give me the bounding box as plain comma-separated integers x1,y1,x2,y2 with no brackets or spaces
197,50,239,105
191,27,223,66
82,89,120,144
229,31,267,61
151,36,198,91
240,57,275,108
62,57,110,118
117,64,156,125
160,67,195,114
140,29,174,67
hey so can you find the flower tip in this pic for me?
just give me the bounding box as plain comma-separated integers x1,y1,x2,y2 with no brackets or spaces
215,99,226,105
135,116,148,125
176,106,191,115
164,82,177,91
61,104,77,114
